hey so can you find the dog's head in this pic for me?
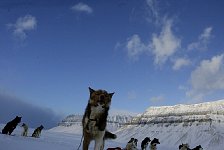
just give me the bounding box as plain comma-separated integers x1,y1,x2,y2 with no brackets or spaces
144,137,151,142
14,116,22,123
134,138,138,145
195,145,203,150
88,87,114,108
128,138,135,143
39,125,44,130
179,143,189,150
151,138,160,145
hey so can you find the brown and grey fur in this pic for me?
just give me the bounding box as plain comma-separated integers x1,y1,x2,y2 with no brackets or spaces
141,137,151,150
191,145,203,150
82,87,117,150
150,138,160,150
125,138,138,150
32,125,44,138
179,143,190,150
179,144,203,150
21,123,28,137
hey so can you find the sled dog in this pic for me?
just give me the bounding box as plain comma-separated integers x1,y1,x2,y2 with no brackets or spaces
150,138,160,150
32,125,44,138
191,145,203,150
2,116,22,135
179,143,190,150
141,137,151,150
82,87,117,150
125,138,138,150
21,123,28,136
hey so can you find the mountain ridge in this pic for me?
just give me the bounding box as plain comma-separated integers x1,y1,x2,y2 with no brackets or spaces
52,99,224,150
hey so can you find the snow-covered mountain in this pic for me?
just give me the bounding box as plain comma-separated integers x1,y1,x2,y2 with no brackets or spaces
115,99,224,150
50,100,224,150
50,114,133,134
58,114,132,126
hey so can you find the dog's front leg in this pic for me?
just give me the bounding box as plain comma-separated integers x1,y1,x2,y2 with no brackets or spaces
94,131,105,150
83,136,91,150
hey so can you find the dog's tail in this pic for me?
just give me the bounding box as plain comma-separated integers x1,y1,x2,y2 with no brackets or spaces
104,131,117,139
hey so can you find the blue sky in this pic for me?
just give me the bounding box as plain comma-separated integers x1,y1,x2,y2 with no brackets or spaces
1,0,224,127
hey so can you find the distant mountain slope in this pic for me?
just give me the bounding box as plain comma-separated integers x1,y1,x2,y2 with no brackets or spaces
50,114,133,134
115,100,224,150
50,100,224,150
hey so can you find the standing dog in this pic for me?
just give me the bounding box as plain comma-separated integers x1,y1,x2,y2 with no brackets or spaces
21,123,28,137
82,87,117,150
141,137,151,150
2,116,22,135
32,125,44,138
150,138,160,150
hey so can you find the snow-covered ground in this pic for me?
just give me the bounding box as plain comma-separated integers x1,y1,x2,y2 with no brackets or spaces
2,100,224,150
1,124,171,150
1,122,223,150
0,124,124,150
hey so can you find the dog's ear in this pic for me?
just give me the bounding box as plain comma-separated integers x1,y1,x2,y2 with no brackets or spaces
109,92,114,98
89,87,95,94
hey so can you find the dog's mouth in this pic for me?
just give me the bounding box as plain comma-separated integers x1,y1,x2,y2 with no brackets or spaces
94,102,105,108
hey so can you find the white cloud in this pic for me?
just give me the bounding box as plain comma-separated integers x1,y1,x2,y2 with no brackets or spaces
186,54,224,100
125,20,181,66
172,58,191,70
145,0,160,24
150,19,181,65
126,34,147,60
8,15,37,40
125,2,181,66
188,27,213,51
71,2,93,14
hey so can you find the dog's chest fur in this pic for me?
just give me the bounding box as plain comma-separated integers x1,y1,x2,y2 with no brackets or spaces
85,105,105,135
90,105,105,119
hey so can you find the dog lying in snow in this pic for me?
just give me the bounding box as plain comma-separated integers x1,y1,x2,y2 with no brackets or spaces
191,145,203,150
179,143,203,150
107,147,122,150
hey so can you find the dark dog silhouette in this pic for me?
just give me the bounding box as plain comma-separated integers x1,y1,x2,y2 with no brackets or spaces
107,147,122,150
191,145,203,150
2,116,22,135
141,137,151,150
32,125,44,138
